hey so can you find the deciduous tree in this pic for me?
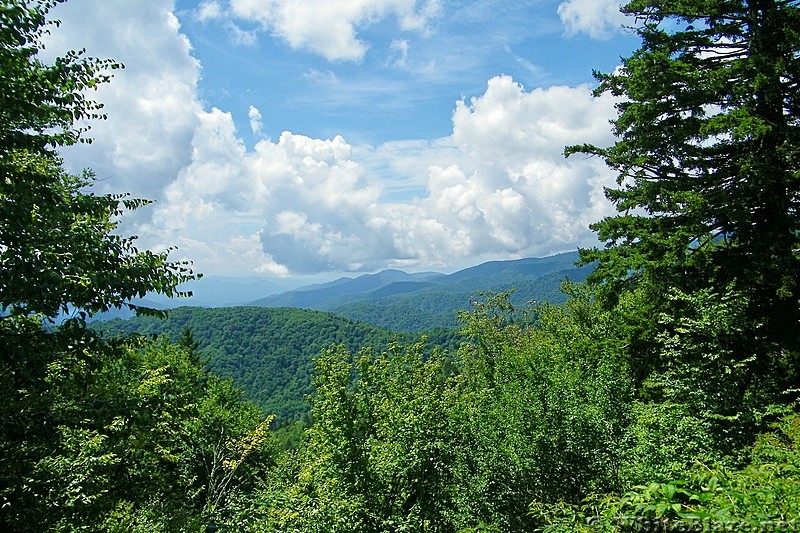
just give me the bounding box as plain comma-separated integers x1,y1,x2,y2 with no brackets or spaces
0,1,209,528
0,0,196,320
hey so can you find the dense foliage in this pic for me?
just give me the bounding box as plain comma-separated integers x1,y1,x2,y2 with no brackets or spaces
1,334,276,531
92,306,461,422
0,1,270,529
3,0,799,531
207,291,630,531
213,290,800,531
568,0,800,419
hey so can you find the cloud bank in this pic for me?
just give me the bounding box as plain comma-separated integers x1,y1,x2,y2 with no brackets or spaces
49,0,622,277
144,75,619,275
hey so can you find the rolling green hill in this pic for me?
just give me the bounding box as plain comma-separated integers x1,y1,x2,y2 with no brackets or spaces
92,306,458,422
92,253,589,419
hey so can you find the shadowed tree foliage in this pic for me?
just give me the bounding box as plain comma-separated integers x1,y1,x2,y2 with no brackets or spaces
0,2,263,530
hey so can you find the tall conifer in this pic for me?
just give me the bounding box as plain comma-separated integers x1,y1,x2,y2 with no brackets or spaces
569,0,800,408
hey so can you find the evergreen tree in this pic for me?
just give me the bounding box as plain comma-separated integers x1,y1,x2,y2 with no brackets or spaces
568,0,800,411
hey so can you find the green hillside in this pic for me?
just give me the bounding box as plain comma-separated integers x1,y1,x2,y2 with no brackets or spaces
92,307,459,422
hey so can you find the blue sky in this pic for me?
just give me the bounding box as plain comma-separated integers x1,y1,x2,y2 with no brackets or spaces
173,0,634,146
47,0,638,282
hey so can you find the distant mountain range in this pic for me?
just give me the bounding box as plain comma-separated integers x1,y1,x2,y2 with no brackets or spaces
250,251,591,331
249,269,445,308
93,251,591,331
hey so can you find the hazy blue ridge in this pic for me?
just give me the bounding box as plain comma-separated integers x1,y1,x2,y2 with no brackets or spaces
249,251,588,332
250,269,446,308
253,251,590,331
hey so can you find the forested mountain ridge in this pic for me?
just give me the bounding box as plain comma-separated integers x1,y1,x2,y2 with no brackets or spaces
92,306,459,422
252,251,591,330
90,254,587,421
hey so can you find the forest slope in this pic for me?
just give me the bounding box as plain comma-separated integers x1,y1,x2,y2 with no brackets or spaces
92,307,457,422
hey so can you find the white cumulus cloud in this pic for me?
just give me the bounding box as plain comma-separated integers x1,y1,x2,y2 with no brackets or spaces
45,0,202,204
557,0,627,39
144,75,620,274
224,0,441,61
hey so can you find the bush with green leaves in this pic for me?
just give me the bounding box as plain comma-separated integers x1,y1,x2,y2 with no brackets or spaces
1,331,276,531
235,290,634,532
534,406,800,532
